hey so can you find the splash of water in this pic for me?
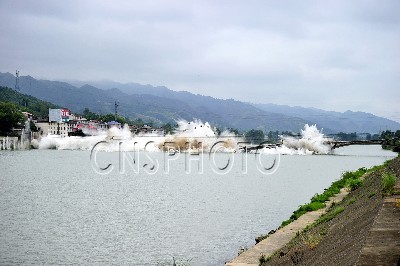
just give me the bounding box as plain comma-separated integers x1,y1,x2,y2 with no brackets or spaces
278,124,331,155
33,120,237,152
161,120,237,152
33,121,331,154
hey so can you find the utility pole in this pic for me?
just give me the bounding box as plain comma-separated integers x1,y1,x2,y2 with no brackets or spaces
114,101,119,121
15,70,20,91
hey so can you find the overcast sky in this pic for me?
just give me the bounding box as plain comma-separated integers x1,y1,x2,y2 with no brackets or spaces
0,0,399,121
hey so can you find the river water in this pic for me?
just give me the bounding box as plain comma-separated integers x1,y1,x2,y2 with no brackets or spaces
0,146,396,265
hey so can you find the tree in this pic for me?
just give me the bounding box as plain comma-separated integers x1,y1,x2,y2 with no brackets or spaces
267,131,280,142
162,123,175,134
99,113,115,122
133,118,144,127
116,116,127,124
30,120,38,132
245,129,265,144
380,129,400,152
371,134,380,140
336,132,358,141
381,130,394,140
395,130,400,139
83,107,91,117
82,107,100,121
0,102,25,135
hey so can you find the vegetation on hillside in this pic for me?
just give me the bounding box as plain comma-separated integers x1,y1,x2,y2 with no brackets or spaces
0,101,25,135
82,107,131,124
0,86,59,118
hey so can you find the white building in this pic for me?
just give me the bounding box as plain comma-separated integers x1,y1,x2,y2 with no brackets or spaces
33,109,115,138
49,108,70,123
48,122,69,137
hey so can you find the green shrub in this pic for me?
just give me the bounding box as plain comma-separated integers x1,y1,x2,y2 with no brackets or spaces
367,164,384,173
341,167,367,191
280,167,368,228
316,206,345,224
290,210,307,221
346,178,363,191
306,202,325,211
310,193,330,203
348,197,356,205
281,219,293,227
288,202,325,221
381,172,396,194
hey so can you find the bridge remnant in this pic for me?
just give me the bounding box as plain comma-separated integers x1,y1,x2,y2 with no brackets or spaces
326,139,384,149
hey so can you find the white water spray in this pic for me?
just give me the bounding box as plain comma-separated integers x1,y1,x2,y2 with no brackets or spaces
33,121,331,154
276,124,331,155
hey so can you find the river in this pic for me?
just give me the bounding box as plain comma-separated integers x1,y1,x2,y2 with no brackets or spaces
0,145,396,265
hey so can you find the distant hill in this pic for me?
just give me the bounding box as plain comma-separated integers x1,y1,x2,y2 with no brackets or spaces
80,80,400,134
0,72,307,132
253,103,400,134
1,72,399,133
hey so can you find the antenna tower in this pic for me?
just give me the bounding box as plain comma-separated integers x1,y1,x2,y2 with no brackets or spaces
15,70,20,91
115,101,119,121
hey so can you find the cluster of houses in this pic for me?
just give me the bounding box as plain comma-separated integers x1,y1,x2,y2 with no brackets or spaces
33,108,164,138
33,109,115,137
1,108,166,150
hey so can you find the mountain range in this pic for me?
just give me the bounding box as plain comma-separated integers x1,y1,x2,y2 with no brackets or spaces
0,71,398,133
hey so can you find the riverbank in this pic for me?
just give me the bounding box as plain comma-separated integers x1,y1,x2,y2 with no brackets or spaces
226,156,400,266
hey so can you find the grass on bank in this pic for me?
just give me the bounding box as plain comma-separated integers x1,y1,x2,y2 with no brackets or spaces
259,204,347,265
256,166,369,243
314,205,345,225
278,167,368,228
258,159,396,265
381,172,396,195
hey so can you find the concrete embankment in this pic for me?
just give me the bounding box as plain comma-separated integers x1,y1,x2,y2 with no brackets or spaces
226,157,400,266
226,189,349,266
357,173,400,265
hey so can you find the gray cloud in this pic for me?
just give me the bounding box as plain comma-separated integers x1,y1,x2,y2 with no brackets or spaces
0,0,399,121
